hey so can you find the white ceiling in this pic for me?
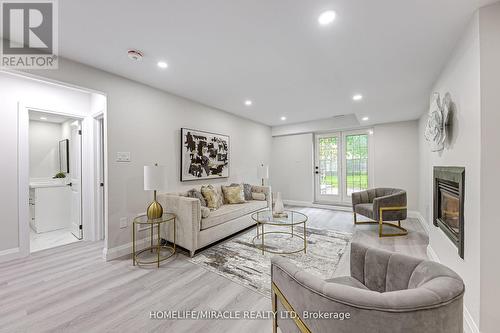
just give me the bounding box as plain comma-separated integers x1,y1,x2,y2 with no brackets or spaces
58,0,495,126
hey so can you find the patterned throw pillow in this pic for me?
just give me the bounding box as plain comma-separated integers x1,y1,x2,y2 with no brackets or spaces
251,192,266,201
243,183,253,201
222,185,245,204
186,189,207,207
201,185,221,209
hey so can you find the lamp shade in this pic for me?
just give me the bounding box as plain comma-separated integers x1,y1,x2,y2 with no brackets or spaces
258,164,269,179
144,165,167,191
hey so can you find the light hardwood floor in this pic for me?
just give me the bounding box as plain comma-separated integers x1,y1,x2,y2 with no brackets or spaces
0,207,428,333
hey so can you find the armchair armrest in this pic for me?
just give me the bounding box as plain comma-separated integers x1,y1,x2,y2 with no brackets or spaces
372,191,407,221
157,193,201,256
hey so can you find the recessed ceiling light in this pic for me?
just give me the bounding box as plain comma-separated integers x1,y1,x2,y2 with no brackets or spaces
280,116,287,121
318,10,336,25
157,61,168,69
352,94,363,101
362,116,369,121
40,116,47,120
244,100,252,106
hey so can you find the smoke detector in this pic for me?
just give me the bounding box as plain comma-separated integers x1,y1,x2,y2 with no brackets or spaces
127,49,144,61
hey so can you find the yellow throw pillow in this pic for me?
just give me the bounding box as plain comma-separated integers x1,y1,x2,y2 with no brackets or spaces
201,185,221,209
222,185,245,204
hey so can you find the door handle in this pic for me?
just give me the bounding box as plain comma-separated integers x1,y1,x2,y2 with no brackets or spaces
68,182,73,187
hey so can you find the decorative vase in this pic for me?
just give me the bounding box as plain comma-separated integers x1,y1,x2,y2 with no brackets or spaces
274,192,284,214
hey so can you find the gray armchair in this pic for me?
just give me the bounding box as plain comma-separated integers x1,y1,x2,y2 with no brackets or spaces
352,188,407,237
271,242,465,333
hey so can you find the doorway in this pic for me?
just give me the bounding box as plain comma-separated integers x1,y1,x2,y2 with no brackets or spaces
314,129,373,204
28,110,83,252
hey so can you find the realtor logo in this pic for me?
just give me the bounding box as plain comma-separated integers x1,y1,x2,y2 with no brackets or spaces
1,0,58,69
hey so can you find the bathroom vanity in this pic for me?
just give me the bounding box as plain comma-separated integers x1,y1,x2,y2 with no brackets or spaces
29,180,72,233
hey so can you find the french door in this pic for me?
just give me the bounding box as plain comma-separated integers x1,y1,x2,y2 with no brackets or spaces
315,130,371,204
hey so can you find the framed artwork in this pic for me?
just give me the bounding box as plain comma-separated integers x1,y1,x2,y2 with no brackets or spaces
181,128,230,181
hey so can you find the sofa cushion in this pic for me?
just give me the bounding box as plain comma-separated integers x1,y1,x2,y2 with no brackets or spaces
243,183,253,201
252,192,266,201
326,276,369,290
355,203,374,219
200,206,211,218
222,184,245,204
201,185,222,209
201,200,267,230
186,189,207,207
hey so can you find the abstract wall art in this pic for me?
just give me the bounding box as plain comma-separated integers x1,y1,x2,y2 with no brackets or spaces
181,128,229,181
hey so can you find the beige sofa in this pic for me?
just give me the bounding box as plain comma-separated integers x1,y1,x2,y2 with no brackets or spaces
157,184,271,257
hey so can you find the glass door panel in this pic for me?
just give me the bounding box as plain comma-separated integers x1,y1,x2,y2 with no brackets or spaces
344,133,369,199
315,134,341,203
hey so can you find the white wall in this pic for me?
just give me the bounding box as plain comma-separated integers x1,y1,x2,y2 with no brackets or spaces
479,2,500,332
270,134,313,202
0,72,91,253
15,58,272,254
418,13,481,325
29,120,63,178
373,121,419,210
270,121,419,210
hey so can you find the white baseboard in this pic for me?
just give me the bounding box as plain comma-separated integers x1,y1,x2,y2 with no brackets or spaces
102,238,151,261
0,247,23,263
408,210,431,235
283,200,352,212
463,306,480,333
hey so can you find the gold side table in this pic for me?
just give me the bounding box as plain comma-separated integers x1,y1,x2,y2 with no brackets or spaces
133,213,176,268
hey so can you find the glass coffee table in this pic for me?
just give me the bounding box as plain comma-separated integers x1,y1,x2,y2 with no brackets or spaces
251,210,308,255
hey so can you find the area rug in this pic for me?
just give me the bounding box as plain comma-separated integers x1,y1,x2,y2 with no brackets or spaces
187,226,352,298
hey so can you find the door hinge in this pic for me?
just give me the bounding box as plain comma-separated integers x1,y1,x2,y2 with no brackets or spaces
79,225,82,230
100,182,104,187
78,129,82,135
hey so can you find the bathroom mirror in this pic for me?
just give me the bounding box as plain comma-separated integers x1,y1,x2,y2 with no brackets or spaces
59,139,69,173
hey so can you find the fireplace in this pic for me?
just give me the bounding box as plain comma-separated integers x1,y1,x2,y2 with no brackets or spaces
433,167,465,258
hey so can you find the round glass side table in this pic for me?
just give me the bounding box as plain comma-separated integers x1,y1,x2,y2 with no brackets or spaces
132,213,176,268
251,209,308,255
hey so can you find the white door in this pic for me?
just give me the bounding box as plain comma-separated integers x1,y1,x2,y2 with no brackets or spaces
314,133,342,203
70,121,83,239
96,118,105,240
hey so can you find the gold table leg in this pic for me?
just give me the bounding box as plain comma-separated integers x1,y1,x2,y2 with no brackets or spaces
173,218,176,253
304,222,307,254
150,224,153,253
132,222,136,266
272,288,278,333
157,222,160,268
261,223,265,255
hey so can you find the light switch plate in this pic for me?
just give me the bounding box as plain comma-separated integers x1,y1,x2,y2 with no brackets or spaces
119,217,128,229
116,152,131,162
